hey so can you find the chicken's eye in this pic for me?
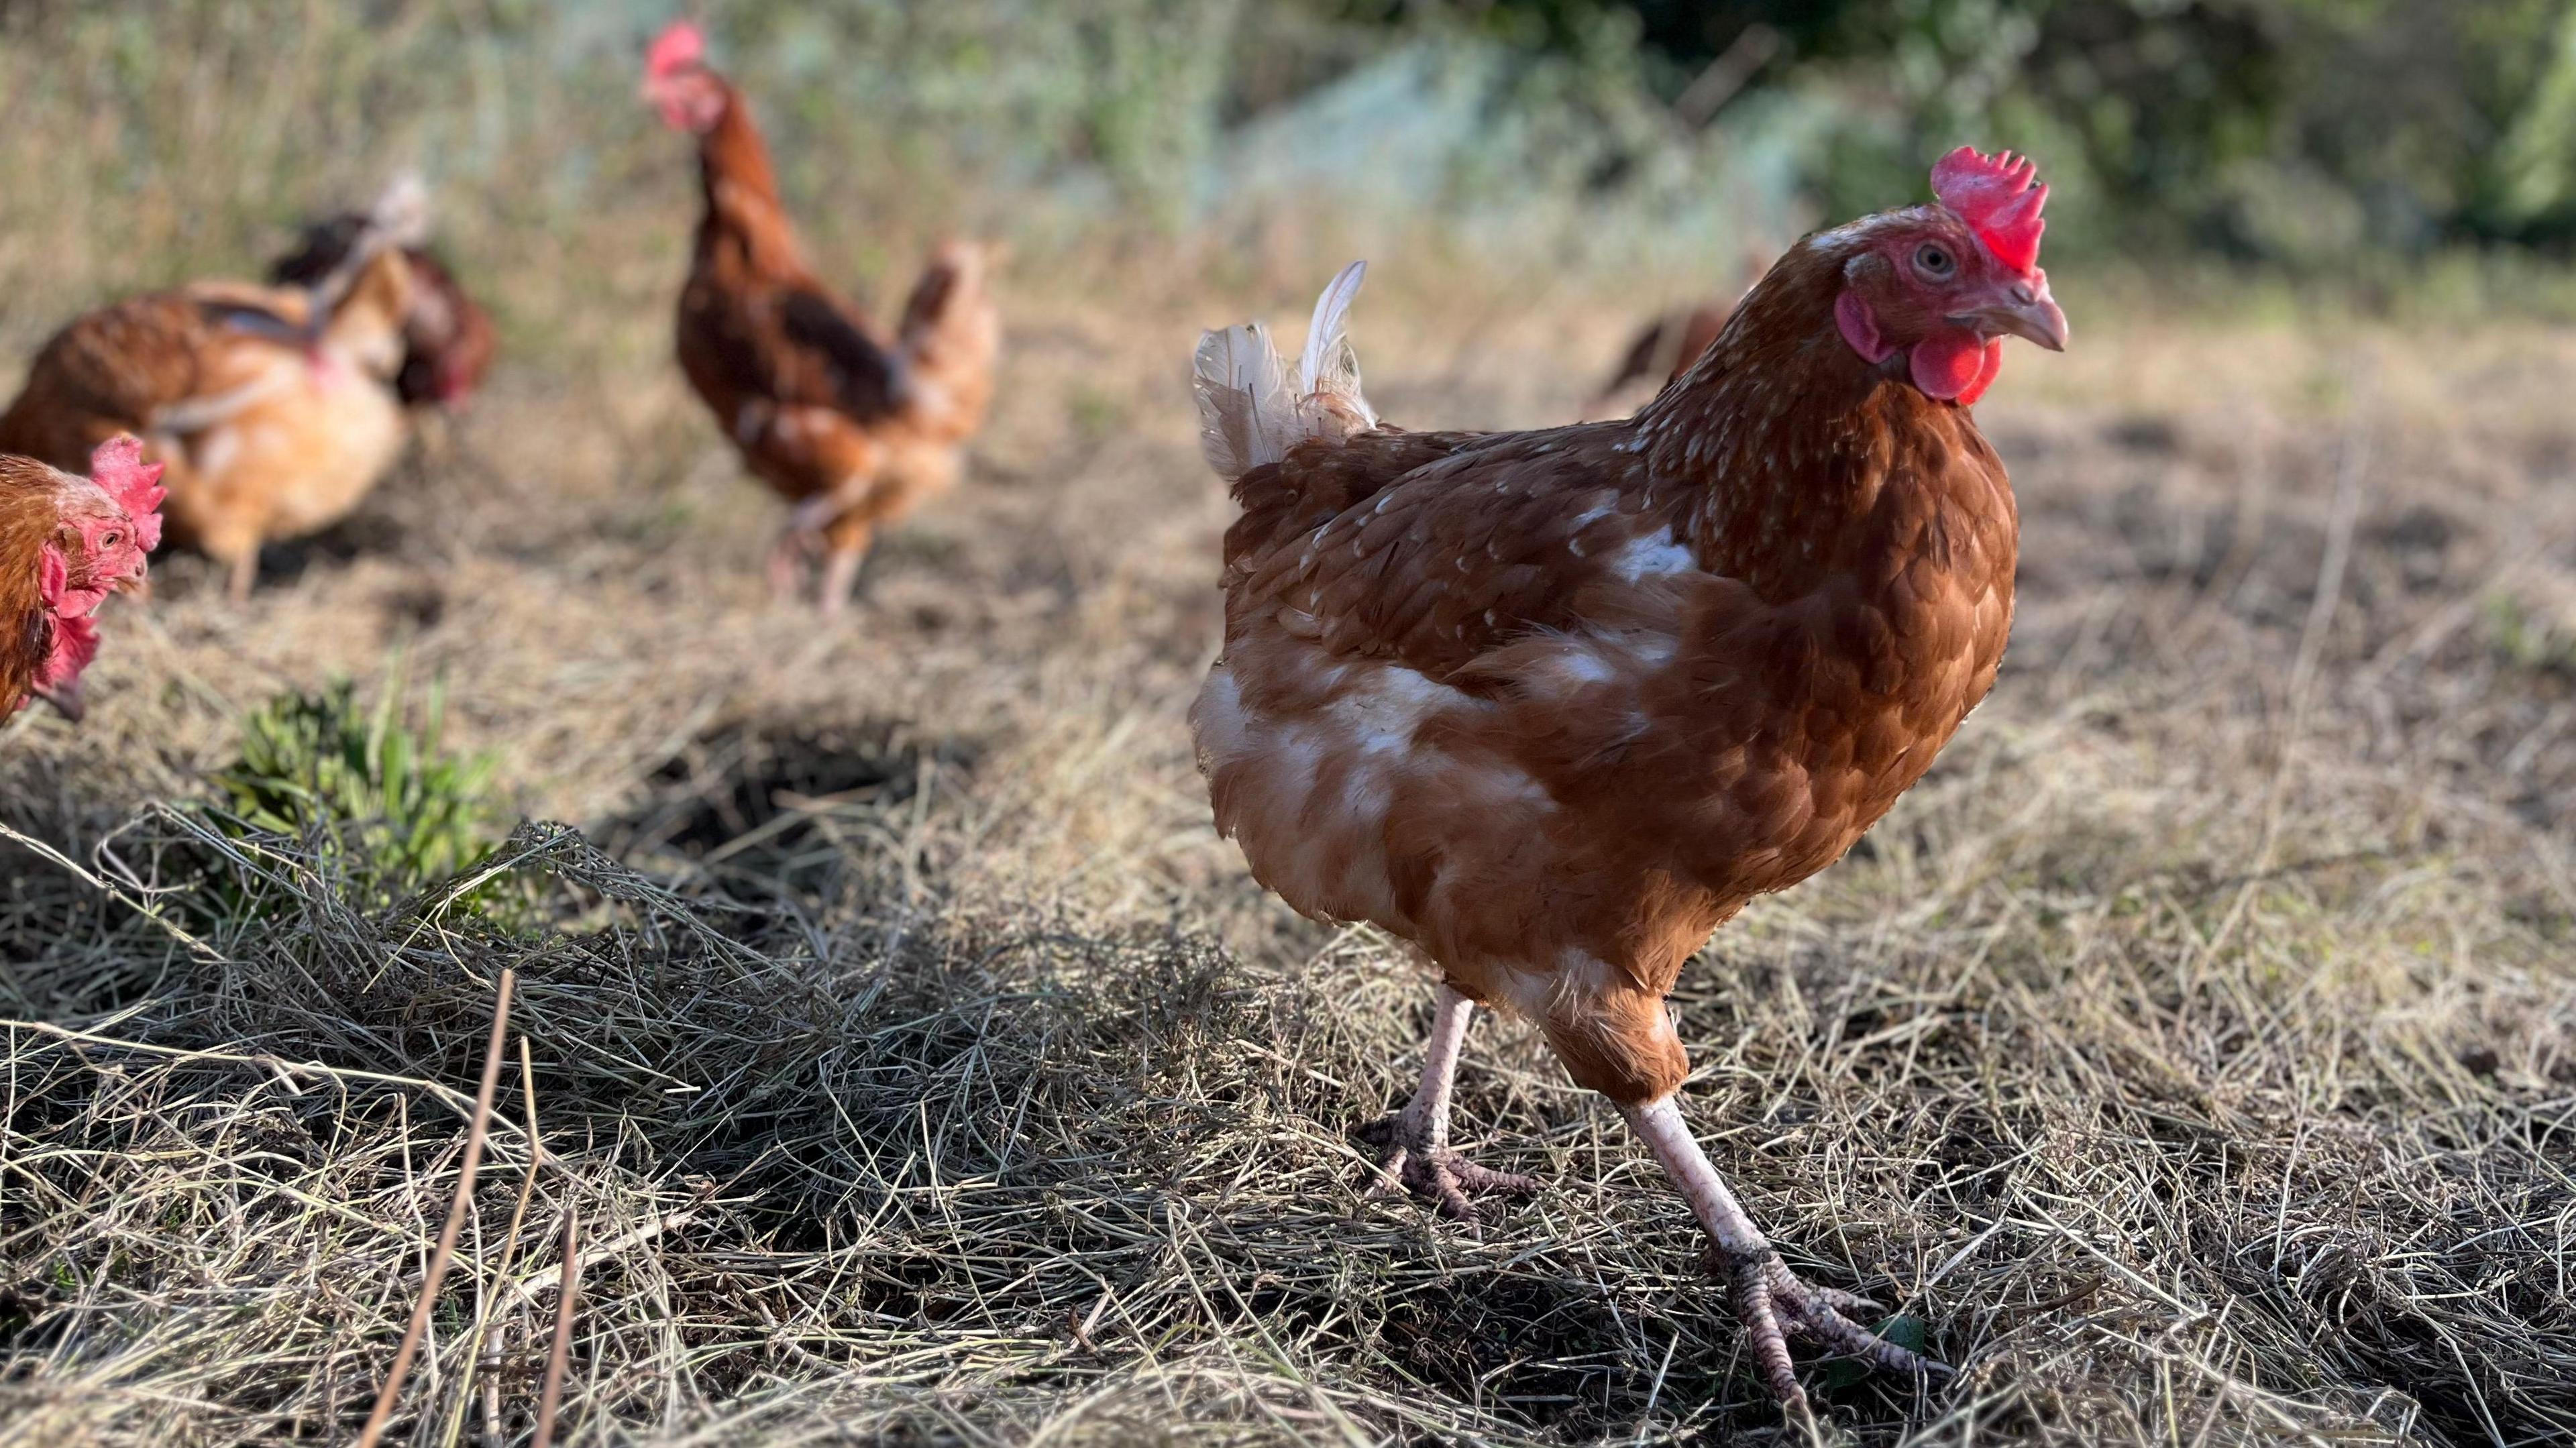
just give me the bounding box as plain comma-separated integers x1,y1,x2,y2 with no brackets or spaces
1914,243,1955,278
99,531,120,549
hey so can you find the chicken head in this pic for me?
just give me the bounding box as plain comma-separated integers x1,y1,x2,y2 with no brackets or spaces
1831,146,2069,406
642,20,727,133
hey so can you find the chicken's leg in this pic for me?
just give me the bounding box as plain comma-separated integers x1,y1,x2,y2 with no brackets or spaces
203,533,261,600
1359,984,1542,1223
1621,1095,1945,1410
765,527,807,606
816,512,877,616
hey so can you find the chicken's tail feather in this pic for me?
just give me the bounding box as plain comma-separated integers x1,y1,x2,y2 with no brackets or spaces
896,239,1002,439
1194,260,1377,483
366,172,433,252
1296,260,1374,431
1193,323,1292,482
897,239,991,355
333,174,430,290
297,172,433,339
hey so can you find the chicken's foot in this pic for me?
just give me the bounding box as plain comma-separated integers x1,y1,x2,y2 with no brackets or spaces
817,540,873,616
765,528,808,606
1360,984,1541,1226
1621,1094,1947,1412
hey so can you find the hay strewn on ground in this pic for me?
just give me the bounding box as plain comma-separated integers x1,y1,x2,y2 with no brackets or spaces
4,268,2576,1448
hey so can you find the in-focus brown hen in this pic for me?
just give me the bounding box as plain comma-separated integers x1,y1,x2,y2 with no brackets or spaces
1190,149,2067,1411
643,21,1000,614
0,179,429,600
1,437,163,724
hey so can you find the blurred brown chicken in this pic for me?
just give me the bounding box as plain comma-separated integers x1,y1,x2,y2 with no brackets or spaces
1583,249,1772,417
643,20,1001,613
0,179,430,600
270,215,496,412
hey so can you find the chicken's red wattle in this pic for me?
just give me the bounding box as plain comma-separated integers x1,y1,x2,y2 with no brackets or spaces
1913,331,2003,404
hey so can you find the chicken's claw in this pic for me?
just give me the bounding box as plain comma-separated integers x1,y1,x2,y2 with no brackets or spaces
1704,1245,1949,1410
1357,1112,1542,1229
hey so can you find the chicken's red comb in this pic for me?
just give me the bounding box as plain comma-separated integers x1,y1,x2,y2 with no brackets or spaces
647,19,706,79
89,435,166,553
1931,146,2048,274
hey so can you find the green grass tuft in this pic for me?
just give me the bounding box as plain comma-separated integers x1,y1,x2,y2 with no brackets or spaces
209,673,499,908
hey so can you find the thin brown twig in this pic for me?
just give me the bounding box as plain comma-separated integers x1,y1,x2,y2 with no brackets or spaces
532,1209,580,1448
462,1037,548,1448
356,968,517,1448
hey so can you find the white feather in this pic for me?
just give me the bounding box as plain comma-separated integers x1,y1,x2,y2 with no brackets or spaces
1298,262,1368,400
295,172,436,326
1193,260,1378,482
1193,322,1291,480
368,171,432,250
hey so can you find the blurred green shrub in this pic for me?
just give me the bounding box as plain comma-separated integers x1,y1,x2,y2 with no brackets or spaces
1338,0,2576,266
210,675,498,907
0,0,2567,325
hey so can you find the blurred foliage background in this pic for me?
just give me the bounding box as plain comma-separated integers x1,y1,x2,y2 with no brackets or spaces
0,0,2571,324
1334,0,2576,264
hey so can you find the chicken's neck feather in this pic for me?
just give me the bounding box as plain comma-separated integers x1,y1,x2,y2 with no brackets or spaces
694,85,808,280
0,464,65,704
1630,236,1990,602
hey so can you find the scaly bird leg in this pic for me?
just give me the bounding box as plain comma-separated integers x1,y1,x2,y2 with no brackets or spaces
225,548,260,604
816,530,873,618
1621,1095,1947,1412
765,527,807,606
1359,984,1542,1225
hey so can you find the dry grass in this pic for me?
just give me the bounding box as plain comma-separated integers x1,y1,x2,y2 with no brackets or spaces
3,133,2576,1447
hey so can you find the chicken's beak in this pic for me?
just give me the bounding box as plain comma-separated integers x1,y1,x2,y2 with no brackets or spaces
641,77,678,123
1960,271,2068,352
36,677,85,724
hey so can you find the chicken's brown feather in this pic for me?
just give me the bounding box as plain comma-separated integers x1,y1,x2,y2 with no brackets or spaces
0,296,221,459
272,226,494,408
1231,423,1690,683
1195,223,2021,1106
669,76,998,550
0,252,417,592
0,456,62,711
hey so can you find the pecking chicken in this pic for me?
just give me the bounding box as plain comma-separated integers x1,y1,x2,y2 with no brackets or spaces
643,20,1001,614
1190,149,2066,1410
270,212,496,412
1,437,164,724
1583,249,1772,417
0,179,429,601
